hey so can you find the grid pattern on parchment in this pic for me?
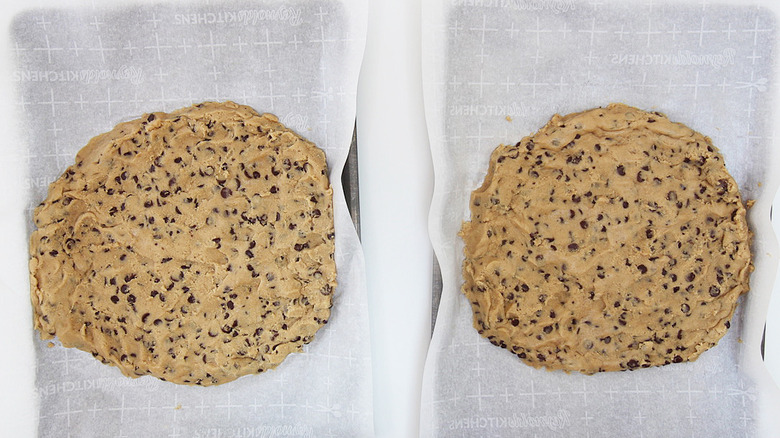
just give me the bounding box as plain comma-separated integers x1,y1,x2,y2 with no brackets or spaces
426,1,774,437
11,1,371,437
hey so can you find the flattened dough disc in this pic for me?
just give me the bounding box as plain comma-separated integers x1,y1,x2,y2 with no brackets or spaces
30,101,336,386
461,103,752,373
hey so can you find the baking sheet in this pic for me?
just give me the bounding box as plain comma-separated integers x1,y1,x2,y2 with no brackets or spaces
9,0,372,436
421,0,780,436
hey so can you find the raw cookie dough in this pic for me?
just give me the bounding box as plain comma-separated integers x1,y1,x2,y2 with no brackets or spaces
460,103,752,373
29,101,336,386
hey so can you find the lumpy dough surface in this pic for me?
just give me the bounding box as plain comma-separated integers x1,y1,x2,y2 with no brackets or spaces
460,103,752,373
29,101,336,385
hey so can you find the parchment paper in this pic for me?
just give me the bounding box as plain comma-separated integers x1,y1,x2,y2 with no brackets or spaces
9,0,372,436
421,0,780,436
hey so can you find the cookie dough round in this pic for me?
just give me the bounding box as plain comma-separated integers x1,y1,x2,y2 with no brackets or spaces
460,103,752,373
29,101,336,385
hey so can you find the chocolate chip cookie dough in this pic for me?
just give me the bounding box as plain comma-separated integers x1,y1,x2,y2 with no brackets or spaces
29,101,336,385
460,103,752,373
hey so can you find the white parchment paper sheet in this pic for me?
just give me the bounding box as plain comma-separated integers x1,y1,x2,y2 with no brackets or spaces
8,0,372,436
421,0,780,436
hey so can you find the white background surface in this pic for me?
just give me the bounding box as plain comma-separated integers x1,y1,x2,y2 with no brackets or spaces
357,0,432,436
2,1,780,437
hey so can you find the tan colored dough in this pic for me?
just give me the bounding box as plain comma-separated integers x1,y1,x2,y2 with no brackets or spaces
29,101,336,385
460,103,752,373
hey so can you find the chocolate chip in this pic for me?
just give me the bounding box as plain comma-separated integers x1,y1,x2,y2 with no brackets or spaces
616,165,626,175
294,243,308,251
221,187,232,198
